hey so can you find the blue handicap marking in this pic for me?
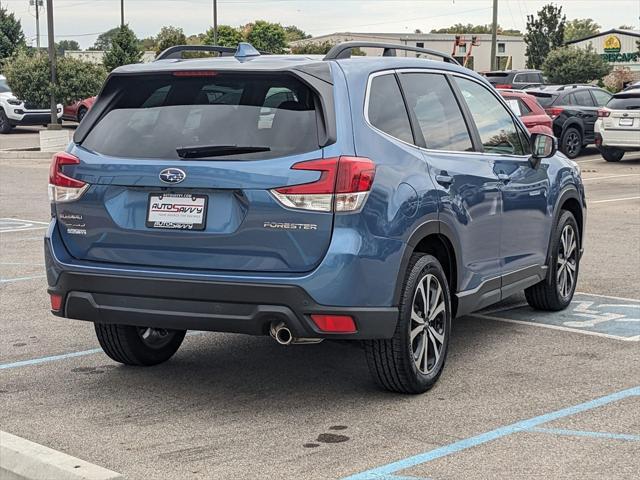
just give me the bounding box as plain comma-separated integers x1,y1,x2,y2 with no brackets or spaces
477,293,639,341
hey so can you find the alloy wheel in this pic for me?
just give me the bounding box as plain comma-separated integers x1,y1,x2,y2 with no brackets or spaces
557,224,577,298
410,274,446,374
565,132,580,156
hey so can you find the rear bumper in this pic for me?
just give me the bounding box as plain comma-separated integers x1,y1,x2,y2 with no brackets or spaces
45,223,399,340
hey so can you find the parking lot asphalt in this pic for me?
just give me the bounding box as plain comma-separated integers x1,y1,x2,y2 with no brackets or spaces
0,149,638,479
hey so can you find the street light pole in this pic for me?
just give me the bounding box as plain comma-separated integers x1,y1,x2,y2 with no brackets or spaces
46,0,59,129
35,0,41,49
490,0,498,70
213,0,217,44
120,0,124,27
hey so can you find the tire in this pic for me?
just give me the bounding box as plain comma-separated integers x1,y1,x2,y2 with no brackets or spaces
525,210,580,311
0,110,13,134
94,323,186,366
560,127,583,159
77,107,87,123
600,147,624,162
364,254,452,394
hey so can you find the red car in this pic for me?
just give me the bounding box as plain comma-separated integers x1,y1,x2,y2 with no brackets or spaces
62,96,96,123
498,90,553,136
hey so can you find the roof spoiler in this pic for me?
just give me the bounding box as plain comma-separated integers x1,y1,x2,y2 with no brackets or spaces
155,42,265,61
323,41,461,65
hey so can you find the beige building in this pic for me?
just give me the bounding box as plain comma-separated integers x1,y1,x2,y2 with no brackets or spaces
565,29,640,72
289,32,527,71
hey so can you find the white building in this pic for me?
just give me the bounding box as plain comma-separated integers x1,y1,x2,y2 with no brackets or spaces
65,50,157,64
565,29,640,72
289,32,527,71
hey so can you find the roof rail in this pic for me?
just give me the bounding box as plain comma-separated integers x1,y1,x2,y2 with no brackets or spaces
155,43,266,61
323,41,460,65
557,84,592,91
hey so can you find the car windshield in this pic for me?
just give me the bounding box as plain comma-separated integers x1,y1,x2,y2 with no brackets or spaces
607,95,640,110
82,73,321,160
0,78,11,93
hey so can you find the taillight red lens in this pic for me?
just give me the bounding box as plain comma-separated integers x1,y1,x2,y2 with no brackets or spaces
546,107,564,119
50,294,63,311
271,156,375,212
49,152,84,188
597,109,611,118
310,314,356,333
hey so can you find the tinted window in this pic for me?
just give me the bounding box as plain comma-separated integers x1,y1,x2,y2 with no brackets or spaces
455,77,528,155
82,73,320,160
368,74,413,144
0,78,10,93
592,89,612,107
573,90,595,106
399,73,473,152
519,99,532,115
528,92,557,107
607,94,640,110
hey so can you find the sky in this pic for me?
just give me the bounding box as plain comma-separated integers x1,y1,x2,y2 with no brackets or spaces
3,0,640,49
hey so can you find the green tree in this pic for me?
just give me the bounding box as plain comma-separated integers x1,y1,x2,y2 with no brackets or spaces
284,25,310,42
155,26,186,55
90,27,120,51
542,46,610,84
246,20,287,53
55,40,80,56
430,23,522,36
525,3,566,69
564,18,600,42
290,41,364,56
203,25,244,47
139,36,157,51
103,25,143,71
4,51,106,107
0,6,26,61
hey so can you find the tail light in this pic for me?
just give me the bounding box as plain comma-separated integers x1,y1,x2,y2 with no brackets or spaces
271,157,375,212
546,107,564,119
597,109,611,118
310,314,356,333
48,152,89,203
50,293,63,312
495,84,512,89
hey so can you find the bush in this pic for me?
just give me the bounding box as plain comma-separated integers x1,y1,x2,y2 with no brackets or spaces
3,52,106,107
203,25,243,48
603,69,636,93
246,21,287,54
155,26,187,56
542,46,611,84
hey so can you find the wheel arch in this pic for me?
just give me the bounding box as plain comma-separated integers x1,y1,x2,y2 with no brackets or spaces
547,186,584,272
394,221,460,316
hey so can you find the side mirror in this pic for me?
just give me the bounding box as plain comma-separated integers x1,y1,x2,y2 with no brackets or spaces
529,133,557,168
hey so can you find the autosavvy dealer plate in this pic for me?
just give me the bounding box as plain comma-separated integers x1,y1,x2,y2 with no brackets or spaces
619,117,634,127
146,193,207,230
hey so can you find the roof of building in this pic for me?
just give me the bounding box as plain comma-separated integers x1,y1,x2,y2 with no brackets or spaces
565,28,640,45
289,31,524,46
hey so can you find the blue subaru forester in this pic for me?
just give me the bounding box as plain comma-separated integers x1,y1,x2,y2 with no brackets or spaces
45,42,585,393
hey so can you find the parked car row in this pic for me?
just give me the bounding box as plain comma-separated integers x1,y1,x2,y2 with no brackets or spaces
595,89,640,162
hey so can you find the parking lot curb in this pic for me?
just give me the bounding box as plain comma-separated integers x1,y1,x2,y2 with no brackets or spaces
0,431,124,480
0,151,52,160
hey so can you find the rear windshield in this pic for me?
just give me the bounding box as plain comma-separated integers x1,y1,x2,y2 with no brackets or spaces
607,95,640,110
484,72,511,83
0,78,11,93
82,73,320,160
527,92,557,107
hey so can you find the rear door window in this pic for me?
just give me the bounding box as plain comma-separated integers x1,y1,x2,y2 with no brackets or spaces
81,73,320,160
454,77,529,155
399,73,473,152
573,90,596,107
367,74,414,144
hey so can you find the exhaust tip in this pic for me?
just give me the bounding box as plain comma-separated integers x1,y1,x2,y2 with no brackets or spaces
275,327,293,345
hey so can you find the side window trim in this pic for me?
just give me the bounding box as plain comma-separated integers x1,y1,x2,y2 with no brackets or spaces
394,72,424,148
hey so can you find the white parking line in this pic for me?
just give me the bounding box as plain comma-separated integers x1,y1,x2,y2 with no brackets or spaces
575,291,640,303
0,218,49,234
590,196,640,204
582,174,640,182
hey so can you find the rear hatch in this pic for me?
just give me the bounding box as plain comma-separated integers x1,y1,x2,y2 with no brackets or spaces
483,71,512,87
55,69,337,273
602,93,640,131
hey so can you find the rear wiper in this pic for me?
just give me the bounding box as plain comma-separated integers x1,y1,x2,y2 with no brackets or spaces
176,145,271,159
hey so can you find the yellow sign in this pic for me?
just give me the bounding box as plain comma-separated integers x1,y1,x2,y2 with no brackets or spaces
603,35,621,53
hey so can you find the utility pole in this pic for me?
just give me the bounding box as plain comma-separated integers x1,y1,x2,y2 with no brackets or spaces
46,0,60,129
120,0,124,27
490,0,498,70
213,0,218,44
35,0,41,49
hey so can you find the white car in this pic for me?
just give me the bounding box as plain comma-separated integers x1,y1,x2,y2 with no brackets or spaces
595,90,640,162
0,75,63,134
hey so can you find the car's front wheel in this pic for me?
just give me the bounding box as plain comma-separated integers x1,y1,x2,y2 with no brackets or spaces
561,127,583,159
0,110,13,134
600,146,624,162
525,210,580,311
94,324,186,366
364,254,451,394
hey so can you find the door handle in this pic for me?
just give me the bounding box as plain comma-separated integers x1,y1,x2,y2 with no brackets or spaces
497,173,511,184
435,174,454,187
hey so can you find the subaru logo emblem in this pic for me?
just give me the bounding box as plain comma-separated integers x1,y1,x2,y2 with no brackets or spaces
159,168,186,184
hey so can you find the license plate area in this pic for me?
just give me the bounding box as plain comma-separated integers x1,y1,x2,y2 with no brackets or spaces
146,193,208,230
619,118,634,126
